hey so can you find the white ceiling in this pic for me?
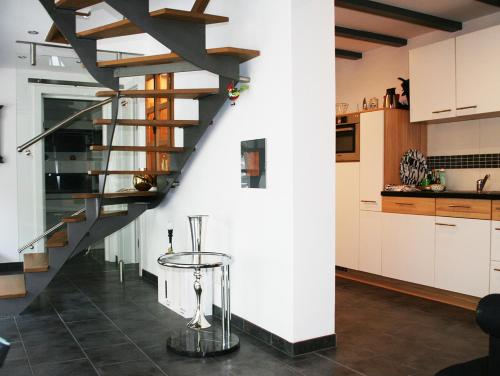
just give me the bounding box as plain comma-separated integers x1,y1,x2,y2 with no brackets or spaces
335,0,500,53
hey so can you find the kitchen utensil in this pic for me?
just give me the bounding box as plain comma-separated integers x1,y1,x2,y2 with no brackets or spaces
336,103,349,114
400,149,428,185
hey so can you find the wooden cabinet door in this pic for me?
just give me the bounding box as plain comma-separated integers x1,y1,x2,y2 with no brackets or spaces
435,217,490,297
456,24,500,116
359,111,384,211
359,210,382,275
336,162,360,269
382,213,435,286
409,39,456,122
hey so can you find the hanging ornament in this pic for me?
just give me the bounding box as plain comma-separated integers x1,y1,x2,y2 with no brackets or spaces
227,82,249,105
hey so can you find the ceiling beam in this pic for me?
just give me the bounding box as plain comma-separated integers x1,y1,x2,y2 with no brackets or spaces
335,26,407,47
335,49,362,60
191,0,210,13
335,0,462,32
476,0,500,6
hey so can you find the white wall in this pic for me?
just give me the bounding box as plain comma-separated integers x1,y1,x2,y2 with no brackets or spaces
138,0,335,343
0,68,19,262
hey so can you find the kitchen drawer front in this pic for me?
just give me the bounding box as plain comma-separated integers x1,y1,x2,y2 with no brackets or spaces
382,197,435,216
436,198,491,220
492,201,500,221
491,261,500,294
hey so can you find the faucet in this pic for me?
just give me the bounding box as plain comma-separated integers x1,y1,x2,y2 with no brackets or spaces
477,174,490,193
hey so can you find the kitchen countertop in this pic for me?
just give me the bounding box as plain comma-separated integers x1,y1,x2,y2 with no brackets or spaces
381,190,500,200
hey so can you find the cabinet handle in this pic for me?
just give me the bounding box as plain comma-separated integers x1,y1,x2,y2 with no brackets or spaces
436,223,456,227
396,203,414,206
336,127,355,132
432,109,452,114
495,228,500,231
448,205,471,209
456,105,478,110
495,269,500,272
361,200,377,203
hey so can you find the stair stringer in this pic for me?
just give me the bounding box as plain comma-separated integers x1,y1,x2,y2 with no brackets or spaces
103,0,240,81
38,0,119,90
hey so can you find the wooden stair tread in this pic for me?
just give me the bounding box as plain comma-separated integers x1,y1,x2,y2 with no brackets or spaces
46,230,68,248
55,0,102,10
77,9,228,40
93,119,199,128
0,274,26,299
97,47,261,68
96,89,218,99
62,210,129,223
88,170,176,176
90,145,185,153
24,253,49,273
73,191,157,199
46,23,68,44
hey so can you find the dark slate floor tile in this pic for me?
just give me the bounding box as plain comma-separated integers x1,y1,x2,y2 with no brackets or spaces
0,319,20,343
23,333,76,350
59,308,104,323
31,358,97,376
98,359,165,376
286,353,361,376
74,330,130,350
3,341,27,362
25,341,84,366
0,358,32,376
85,342,147,368
66,319,117,336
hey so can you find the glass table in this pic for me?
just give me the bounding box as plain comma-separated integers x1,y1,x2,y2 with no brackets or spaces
157,252,239,357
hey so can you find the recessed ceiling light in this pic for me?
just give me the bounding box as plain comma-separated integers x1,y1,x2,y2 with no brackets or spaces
18,55,27,59
28,30,39,35
76,60,81,64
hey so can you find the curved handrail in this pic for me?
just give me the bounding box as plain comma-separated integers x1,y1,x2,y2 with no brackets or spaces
17,98,113,153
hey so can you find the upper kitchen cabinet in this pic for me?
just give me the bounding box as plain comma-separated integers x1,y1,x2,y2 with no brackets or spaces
409,39,456,123
456,24,500,117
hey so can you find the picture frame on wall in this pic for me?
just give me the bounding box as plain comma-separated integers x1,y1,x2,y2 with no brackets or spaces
241,138,266,189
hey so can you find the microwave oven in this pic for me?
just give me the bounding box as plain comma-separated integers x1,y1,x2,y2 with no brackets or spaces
336,113,360,162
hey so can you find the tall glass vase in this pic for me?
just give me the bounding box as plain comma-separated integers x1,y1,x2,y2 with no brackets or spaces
187,215,210,330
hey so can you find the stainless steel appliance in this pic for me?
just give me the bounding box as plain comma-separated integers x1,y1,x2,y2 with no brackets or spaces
336,113,360,162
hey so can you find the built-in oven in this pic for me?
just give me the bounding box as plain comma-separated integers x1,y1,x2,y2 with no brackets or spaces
336,113,360,162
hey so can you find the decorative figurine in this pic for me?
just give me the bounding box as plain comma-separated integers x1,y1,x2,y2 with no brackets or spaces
227,82,249,105
398,77,410,109
133,174,154,191
167,222,174,254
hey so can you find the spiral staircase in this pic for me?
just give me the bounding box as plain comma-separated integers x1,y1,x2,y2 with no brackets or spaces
0,0,259,315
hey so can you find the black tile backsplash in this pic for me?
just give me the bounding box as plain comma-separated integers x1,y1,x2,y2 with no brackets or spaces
427,154,500,169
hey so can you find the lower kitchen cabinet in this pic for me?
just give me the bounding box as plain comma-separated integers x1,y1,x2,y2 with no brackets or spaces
435,216,491,297
359,210,382,274
382,213,435,286
336,163,360,269
491,261,500,294
491,221,500,261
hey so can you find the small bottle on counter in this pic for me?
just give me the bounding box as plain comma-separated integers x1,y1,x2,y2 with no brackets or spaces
439,169,446,186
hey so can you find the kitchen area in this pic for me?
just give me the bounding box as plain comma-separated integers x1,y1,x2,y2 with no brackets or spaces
335,2,500,309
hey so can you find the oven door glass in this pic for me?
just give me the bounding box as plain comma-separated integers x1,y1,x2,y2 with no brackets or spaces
336,124,356,154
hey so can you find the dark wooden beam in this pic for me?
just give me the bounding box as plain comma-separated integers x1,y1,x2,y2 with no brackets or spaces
191,0,210,13
335,26,407,47
476,0,500,6
335,0,462,32
335,49,362,60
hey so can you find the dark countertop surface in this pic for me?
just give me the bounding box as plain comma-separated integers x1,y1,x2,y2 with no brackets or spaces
381,190,500,200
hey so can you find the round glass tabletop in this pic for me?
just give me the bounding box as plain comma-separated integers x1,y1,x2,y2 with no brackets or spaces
157,252,232,269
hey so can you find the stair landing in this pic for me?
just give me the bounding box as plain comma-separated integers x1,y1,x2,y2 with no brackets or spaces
0,275,27,299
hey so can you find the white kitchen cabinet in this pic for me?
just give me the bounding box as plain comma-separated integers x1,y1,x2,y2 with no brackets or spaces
435,217,490,297
381,213,435,286
491,221,500,262
359,111,384,211
490,261,500,294
456,24,500,117
359,210,382,274
409,39,456,123
336,162,360,269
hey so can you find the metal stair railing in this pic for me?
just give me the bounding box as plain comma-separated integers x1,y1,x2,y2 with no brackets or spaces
17,208,86,253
